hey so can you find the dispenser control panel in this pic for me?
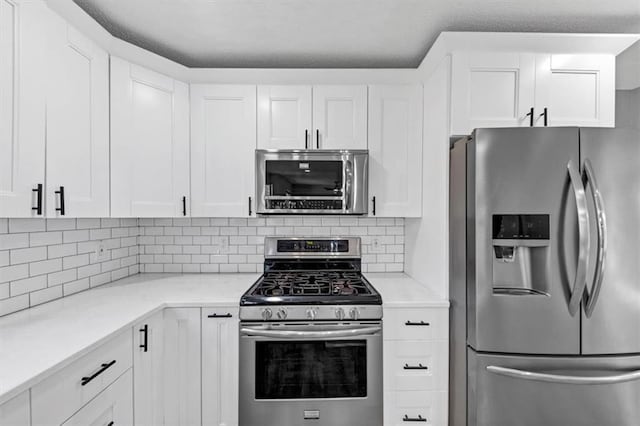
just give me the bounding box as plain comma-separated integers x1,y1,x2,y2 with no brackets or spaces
492,214,549,239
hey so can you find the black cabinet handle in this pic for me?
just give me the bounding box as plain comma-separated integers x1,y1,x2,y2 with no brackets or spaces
32,184,43,215
403,414,427,422
208,313,233,318
316,129,320,149
372,196,376,216
55,186,65,215
525,107,534,127
305,129,309,149
139,324,148,352
405,320,430,326
182,196,187,216
107,422,114,426
404,363,428,370
540,107,548,126
81,360,116,386
248,196,252,216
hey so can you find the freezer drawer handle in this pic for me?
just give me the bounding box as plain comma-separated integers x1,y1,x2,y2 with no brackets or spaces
567,160,590,316
404,363,428,370
403,414,427,422
80,360,116,386
487,365,640,385
405,320,430,326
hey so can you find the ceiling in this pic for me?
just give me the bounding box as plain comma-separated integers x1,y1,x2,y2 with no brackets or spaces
73,0,640,68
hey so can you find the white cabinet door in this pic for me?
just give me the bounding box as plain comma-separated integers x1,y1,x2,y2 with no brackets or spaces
0,391,30,426
191,85,256,217
133,311,164,426
312,85,367,150
368,85,423,217
163,308,201,426
61,369,133,426
0,0,47,217
257,85,312,149
111,57,190,217
450,52,536,135
46,17,109,217
535,54,615,127
202,307,239,426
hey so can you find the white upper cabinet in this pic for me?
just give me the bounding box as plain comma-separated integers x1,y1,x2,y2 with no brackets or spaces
368,85,423,217
46,16,109,218
258,85,368,150
257,85,312,149
0,0,47,217
534,54,614,127
191,85,256,217
451,52,536,135
451,51,617,134
111,57,190,217
312,85,367,149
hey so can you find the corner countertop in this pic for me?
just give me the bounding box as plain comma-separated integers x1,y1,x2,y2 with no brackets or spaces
0,272,447,404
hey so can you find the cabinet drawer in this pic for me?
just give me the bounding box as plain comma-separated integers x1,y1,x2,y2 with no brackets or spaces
383,308,448,341
384,340,447,391
32,329,133,426
384,391,447,426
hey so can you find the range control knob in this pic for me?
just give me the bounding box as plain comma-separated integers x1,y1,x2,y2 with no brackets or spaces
349,307,360,320
262,308,273,321
276,308,288,320
335,308,345,320
306,308,317,320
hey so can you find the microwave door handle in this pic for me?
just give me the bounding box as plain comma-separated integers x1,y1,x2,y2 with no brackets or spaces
583,158,607,318
240,326,381,339
345,160,353,211
567,159,590,316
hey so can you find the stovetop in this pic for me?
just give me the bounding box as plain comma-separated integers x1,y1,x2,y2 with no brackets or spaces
240,269,382,306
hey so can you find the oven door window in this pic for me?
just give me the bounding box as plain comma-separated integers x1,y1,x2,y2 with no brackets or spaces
265,161,343,197
255,340,367,399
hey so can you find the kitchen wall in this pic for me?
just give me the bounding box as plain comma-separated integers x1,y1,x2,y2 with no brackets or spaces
1,216,405,316
138,217,404,273
0,218,139,316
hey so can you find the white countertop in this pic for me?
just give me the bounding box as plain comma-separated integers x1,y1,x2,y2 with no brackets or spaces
0,272,447,404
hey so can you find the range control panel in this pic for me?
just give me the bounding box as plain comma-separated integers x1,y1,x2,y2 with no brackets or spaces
276,239,349,253
267,199,343,210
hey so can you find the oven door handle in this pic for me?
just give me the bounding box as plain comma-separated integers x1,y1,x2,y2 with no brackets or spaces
240,326,382,339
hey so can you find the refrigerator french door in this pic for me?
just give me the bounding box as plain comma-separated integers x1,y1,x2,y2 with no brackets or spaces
450,127,640,426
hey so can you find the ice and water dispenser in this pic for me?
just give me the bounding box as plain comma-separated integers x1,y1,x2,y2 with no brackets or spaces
492,214,550,296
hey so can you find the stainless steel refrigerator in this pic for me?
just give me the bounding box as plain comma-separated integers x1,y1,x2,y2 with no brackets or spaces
450,127,640,426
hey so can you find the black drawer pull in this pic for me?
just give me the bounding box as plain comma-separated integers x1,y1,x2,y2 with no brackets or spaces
405,320,430,326
372,196,376,216
208,313,233,318
32,184,43,215
182,196,187,216
107,422,114,426
403,414,427,422
81,360,116,386
55,186,65,215
404,363,428,370
540,107,548,126
248,196,252,216
316,129,320,149
139,324,149,352
525,107,534,127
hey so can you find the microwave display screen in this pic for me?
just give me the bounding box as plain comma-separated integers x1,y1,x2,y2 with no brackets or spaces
265,161,343,197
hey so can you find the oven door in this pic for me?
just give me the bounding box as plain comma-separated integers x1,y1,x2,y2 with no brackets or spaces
239,322,383,426
255,150,368,214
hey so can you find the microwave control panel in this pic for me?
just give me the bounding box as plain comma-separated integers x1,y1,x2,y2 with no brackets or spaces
267,199,343,210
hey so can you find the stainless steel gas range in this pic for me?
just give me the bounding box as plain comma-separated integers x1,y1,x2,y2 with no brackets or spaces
239,237,383,426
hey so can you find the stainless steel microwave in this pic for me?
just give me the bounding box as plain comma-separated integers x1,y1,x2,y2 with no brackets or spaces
255,149,368,215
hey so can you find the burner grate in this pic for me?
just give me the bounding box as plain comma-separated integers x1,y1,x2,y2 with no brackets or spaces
254,271,371,297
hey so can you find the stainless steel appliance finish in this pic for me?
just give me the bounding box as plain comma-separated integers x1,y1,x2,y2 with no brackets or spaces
450,127,640,426
239,237,383,426
255,149,368,214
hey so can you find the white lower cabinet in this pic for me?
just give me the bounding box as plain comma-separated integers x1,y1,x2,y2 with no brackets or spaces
163,308,202,426
133,310,165,426
62,369,133,426
202,307,240,426
383,306,449,426
0,391,30,426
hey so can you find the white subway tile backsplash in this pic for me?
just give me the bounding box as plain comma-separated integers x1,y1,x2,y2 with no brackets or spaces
10,246,47,264
46,218,76,231
10,218,46,233
63,278,90,296
63,230,90,243
10,275,47,296
30,286,63,307
48,269,78,287
0,264,30,283
0,251,9,267
0,283,8,299
0,219,8,234
0,233,30,250
30,231,63,247
29,258,62,276
0,295,29,316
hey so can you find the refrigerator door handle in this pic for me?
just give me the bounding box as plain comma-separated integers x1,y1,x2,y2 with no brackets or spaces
582,158,607,318
567,160,590,316
487,365,640,385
